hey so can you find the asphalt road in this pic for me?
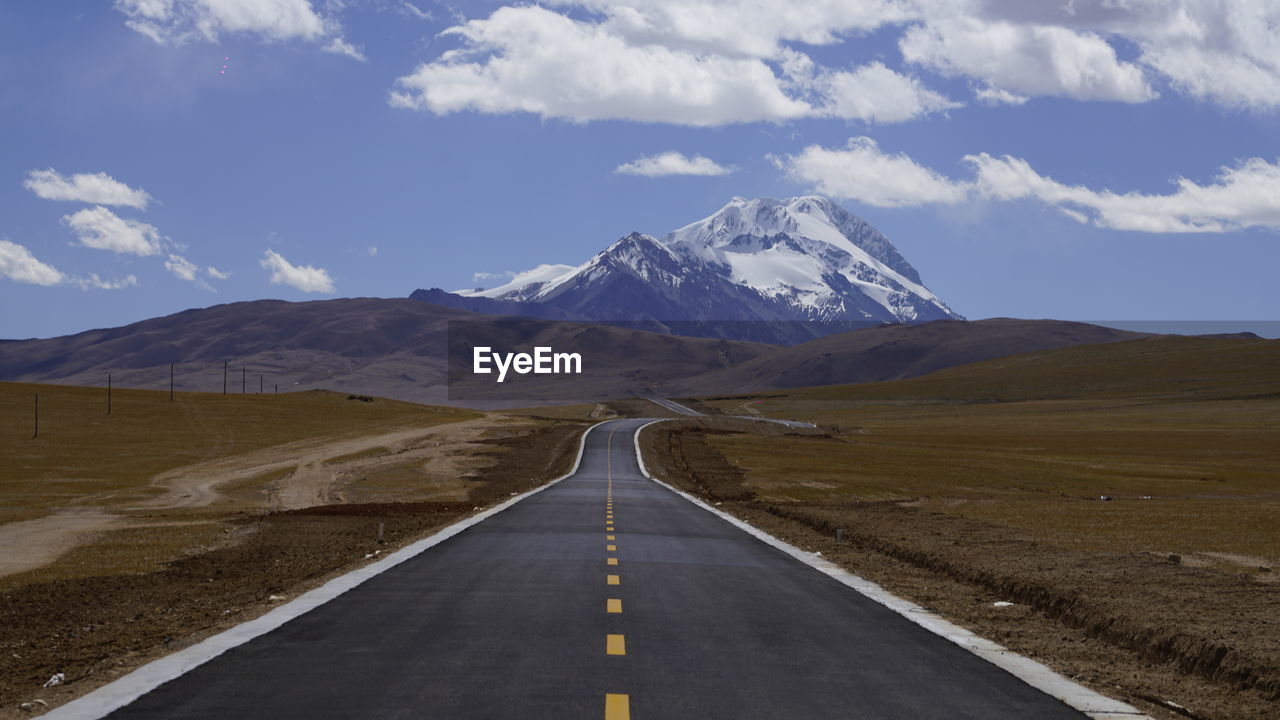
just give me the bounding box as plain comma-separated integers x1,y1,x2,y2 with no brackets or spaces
648,396,817,428
99,418,1086,720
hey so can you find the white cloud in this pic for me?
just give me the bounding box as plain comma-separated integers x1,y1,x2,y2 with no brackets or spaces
974,85,1028,106
951,0,1280,110
900,14,1156,103
779,136,1280,233
113,0,329,44
1131,1,1280,111
164,253,199,282
553,0,916,59
62,206,164,256
400,1,432,21
323,37,366,61
390,5,810,126
615,151,734,177
965,153,1280,233
472,271,512,283
816,61,960,122
206,266,231,279
261,249,335,293
24,169,152,209
77,274,139,291
0,240,66,286
366,246,379,257
0,239,139,290
777,136,969,208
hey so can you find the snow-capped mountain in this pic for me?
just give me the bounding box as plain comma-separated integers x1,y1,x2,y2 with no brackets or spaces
415,196,960,343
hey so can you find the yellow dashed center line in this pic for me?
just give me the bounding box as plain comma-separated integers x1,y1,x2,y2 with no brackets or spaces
606,634,626,655
605,693,630,720
603,430,630,716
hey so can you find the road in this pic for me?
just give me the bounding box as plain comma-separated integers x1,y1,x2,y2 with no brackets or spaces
647,396,817,428
85,418,1090,719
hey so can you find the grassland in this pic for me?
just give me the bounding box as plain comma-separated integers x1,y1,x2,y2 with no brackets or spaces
697,335,1279,561
647,334,1279,720
0,381,591,714
1,382,479,524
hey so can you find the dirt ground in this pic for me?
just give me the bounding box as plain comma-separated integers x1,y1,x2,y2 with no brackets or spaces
639,419,1279,720
0,415,590,716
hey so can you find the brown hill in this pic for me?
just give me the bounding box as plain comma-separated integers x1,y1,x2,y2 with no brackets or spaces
0,301,1159,408
665,318,1144,395
0,298,776,407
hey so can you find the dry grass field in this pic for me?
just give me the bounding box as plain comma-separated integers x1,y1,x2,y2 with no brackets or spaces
0,381,590,714
1,382,478,523
645,334,1279,720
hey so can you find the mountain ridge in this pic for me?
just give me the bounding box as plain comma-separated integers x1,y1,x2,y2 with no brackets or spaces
420,196,960,344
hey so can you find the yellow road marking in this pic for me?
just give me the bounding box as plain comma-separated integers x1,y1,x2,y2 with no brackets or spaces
605,694,630,720
607,534,615,540
607,557,618,566
606,634,626,655
607,598,622,613
607,574,620,585
607,544,617,551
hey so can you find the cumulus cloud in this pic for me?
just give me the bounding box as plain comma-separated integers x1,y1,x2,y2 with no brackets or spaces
323,37,366,61
390,5,810,126
206,266,231,280
0,240,66,286
552,0,916,59
261,249,334,293
113,0,330,45
62,206,164,256
900,14,1156,103
615,151,734,177
778,136,1280,233
386,0,1280,122
24,169,152,209
777,137,969,208
953,0,1280,110
816,61,960,122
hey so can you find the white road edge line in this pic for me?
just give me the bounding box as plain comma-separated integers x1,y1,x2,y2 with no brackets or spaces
632,420,1153,720
43,421,610,720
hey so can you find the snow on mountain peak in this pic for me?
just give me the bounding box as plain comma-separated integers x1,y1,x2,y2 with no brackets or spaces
455,196,959,326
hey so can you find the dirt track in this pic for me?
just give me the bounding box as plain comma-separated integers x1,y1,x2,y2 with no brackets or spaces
0,419,499,582
0,418,589,716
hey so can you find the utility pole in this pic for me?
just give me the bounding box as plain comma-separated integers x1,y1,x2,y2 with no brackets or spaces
259,375,263,395
108,374,112,415
274,384,278,394
223,361,228,395
170,363,174,402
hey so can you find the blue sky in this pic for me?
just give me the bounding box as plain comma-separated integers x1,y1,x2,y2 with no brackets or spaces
2,0,1278,339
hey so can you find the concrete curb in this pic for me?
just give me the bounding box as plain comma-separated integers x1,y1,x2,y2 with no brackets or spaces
43,421,609,720
632,420,1152,720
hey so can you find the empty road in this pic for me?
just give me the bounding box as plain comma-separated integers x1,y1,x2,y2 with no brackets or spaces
86,418,1089,719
